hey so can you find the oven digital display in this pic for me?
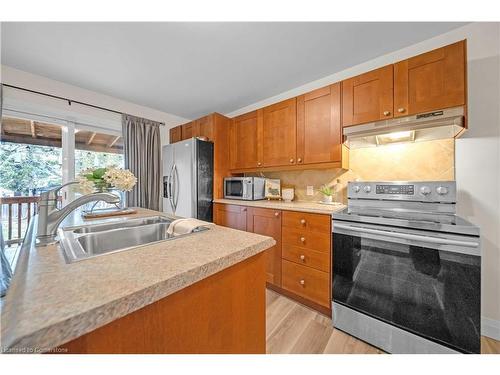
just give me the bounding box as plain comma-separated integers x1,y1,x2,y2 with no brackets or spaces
376,184,415,195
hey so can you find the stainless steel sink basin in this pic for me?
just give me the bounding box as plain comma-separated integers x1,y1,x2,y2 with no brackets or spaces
58,215,208,263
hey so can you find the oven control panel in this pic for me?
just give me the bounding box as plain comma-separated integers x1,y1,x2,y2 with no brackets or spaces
348,181,456,203
375,184,414,195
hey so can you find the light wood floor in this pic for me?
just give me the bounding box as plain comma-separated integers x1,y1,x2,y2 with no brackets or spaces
265,289,500,354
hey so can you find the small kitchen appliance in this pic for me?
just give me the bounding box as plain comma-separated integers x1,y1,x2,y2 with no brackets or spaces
332,181,480,354
223,177,266,201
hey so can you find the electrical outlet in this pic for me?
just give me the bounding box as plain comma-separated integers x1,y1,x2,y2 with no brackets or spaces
306,186,314,196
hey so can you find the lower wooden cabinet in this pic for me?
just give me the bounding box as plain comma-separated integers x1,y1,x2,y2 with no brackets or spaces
213,203,247,231
246,207,282,287
282,260,330,307
214,203,332,313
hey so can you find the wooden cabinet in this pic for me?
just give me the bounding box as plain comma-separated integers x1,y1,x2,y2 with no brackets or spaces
230,110,262,169
169,126,182,144
342,65,394,127
394,40,466,117
246,207,282,287
262,98,297,167
195,115,214,140
213,203,247,231
282,260,330,307
297,83,341,164
181,121,195,140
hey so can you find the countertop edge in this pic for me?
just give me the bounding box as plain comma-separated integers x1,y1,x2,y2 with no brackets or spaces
2,216,275,352
213,198,345,215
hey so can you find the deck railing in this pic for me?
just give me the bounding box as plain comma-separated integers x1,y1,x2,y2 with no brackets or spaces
0,196,60,246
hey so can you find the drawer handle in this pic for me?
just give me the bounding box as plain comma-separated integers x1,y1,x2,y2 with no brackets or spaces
289,158,295,163
299,279,305,286
257,162,262,166
300,219,306,225
299,254,305,261
383,111,391,116
274,212,280,217
300,237,305,243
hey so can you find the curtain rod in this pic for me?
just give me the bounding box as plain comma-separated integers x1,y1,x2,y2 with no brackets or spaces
1,83,165,126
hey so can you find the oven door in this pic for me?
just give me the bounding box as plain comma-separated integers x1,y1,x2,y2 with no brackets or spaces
224,178,250,200
332,220,481,353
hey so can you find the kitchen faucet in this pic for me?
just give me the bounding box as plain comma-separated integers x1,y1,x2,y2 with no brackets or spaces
36,181,121,245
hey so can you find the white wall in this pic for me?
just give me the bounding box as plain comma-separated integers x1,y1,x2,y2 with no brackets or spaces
227,22,500,339
0,65,189,145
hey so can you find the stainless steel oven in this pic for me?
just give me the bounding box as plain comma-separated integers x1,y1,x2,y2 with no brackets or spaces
332,181,481,354
223,177,266,200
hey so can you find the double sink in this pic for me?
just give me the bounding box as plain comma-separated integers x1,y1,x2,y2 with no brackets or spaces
58,216,208,263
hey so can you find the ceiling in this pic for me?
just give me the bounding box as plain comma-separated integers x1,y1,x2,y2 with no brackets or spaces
1,22,467,119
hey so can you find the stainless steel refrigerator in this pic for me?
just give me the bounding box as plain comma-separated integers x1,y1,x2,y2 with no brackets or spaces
162,138,214,221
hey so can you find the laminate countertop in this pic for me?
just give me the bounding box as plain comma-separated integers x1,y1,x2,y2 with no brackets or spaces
214,199,346,215
0,208,275,353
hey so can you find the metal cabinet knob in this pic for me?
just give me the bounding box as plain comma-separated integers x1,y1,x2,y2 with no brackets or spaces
383,111,391,116
397,108,406,113
289,158,294,163
299,279,305,286
274,212,280,217
257,162,262,166
300,219,306,225
300,255,305,261
297,158,302,163
300,237,305,243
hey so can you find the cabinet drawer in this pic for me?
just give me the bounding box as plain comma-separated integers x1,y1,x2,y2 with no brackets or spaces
282,260,330,307
282,228,330,252
282,245,330,272
282,211,330,233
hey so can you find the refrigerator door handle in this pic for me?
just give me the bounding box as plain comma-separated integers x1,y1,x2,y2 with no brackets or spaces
172,164,179,212
168,164,175,213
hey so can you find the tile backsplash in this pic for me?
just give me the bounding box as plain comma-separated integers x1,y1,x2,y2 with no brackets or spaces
252,139,455,204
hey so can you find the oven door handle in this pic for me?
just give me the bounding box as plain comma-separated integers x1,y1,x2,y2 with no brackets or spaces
333,223,479,248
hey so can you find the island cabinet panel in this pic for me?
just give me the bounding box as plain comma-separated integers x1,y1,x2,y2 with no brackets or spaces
297,83,342,165
181,121,195,140
262,98,297,167
342,65,394,127
59,253,266,354
229,110,262,170
213,203,247,231
246,207,282,287
169,126,182,144
394,40,466,117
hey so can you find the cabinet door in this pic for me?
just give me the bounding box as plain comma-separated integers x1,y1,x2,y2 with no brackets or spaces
342,65,394,126
246,207,282,287
169,126,182,144
297,83,341,164
195,115,214,140
213,203,247,231
394,40,466,117
262,98,297,167
181,121,195,140
230,110,262,170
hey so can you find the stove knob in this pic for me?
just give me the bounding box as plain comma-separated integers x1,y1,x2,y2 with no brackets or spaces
353,185,360,193
420,186,431,196
436,186,449,195
363,186,371,193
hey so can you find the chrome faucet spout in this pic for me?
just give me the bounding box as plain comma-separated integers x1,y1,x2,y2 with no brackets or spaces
36,183,121,245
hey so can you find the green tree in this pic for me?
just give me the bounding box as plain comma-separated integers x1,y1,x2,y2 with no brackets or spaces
0,142,62,195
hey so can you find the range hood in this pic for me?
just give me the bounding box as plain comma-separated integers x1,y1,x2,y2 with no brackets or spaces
344,106,466,149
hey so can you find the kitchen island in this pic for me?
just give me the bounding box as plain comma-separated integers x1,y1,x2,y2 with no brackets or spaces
1,208,275,354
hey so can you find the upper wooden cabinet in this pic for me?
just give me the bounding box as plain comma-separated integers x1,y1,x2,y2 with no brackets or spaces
262,98,297,167
195,115,214,140
181,121,195,140
394,40,466,117
169,126,182,144
230,110,262,170
297,83,341,165
342,65,394,127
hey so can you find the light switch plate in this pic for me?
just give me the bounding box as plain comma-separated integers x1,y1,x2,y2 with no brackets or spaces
306,186,314,196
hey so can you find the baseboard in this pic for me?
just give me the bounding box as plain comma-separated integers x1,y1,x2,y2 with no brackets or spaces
482,316,500,341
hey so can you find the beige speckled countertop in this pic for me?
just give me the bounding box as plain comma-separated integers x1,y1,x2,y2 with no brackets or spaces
0,208,275,352
214,199,345,215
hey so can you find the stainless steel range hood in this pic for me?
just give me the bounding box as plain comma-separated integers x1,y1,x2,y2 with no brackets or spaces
344,106,466,149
